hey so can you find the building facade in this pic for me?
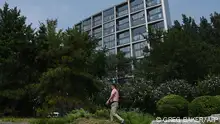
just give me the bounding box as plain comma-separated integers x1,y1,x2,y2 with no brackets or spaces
75,0,171,59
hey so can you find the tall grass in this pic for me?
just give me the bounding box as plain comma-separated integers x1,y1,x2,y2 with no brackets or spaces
120,111,155,124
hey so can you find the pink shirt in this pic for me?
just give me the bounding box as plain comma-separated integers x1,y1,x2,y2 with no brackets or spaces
110,88,119,102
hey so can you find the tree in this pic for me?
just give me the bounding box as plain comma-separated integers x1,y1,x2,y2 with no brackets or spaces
0,3,110,116
105,51,132,82
0,3,37,116
136,14,220,85
34,21,104,115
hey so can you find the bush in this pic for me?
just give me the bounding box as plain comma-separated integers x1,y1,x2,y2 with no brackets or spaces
95,79,154,113
94,109,109,119
119,79,154,111
214,95,220,101
66,109,91,121
189,96,220,117
152,79,196,103
31,109,92,124
74,118,119,124
156,94,189,117
119,111,154,124
197,75,220,96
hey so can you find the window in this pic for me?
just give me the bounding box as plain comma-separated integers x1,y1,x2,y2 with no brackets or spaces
106,48,116,56
148,6,163,22
118,46,131,58
117,17,129,31
83,19,91,31
133,42,146,57
131,11,145,26
149,21,164,30
117,31,130,45
146,0,161,7
130,0,144,12
103,21,115,36
132,26,146,41
93,14,102,27
93,27,102,38
104,8,114,22
117,4,128,17
104,35,115,48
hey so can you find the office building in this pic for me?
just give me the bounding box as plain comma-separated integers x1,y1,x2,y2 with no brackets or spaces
74,0,171,59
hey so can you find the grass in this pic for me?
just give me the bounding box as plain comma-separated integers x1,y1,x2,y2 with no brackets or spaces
73,118,119,124
0,109,155,124
0,117,119,124
0,117,37,122
120,111,155,124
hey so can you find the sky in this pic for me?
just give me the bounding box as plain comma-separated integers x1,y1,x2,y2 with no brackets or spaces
0,0,220,29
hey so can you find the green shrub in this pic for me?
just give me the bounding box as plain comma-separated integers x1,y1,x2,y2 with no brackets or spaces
214,95,220,101
31,109,92,124
119,111,154,124
95,79,154,112
94,109,109,119
120,80,153,110
189,96,220,117
152,80,196,103
66,109,91,121
156,94,189,117
197,75,220,96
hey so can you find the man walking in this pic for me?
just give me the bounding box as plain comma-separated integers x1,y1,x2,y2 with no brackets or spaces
106,83,125,124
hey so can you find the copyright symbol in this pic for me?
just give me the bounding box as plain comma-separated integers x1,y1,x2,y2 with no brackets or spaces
156,117,162,121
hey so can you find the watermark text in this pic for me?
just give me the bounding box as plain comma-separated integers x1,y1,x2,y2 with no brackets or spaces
155,117,219,123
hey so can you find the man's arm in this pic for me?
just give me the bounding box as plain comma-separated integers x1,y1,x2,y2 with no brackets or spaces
106,90,116,104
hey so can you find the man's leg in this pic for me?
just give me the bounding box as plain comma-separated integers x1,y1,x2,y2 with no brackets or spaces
111,102,124,122
110,104,114,121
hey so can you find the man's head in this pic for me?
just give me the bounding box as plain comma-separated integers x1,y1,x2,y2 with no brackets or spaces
111,83,117,90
